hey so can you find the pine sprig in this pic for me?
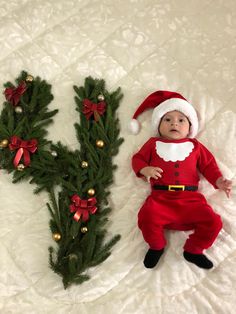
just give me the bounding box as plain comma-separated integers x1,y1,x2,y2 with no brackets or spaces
0,71,58,183
48,77,123,288
0,72,123,289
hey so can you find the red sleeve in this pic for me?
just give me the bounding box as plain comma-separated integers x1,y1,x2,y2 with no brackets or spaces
197,141,222,188
132,138,154,178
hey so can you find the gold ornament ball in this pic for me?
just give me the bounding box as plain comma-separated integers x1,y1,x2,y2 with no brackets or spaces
0,139,9,148
51,150,58,157
69,254,78,260
87,188,95,196
81,227,88,233
17,163,25,171
52,232,61,241
97,94,105,101
81,161,88,168
96,140,104,148
26,74,34,82
15,106,23,114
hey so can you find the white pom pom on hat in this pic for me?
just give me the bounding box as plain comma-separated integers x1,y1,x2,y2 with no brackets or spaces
129,118,141,135
129,90,199,138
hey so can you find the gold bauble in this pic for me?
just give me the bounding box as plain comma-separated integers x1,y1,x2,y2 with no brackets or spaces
17,163,25,171
96,140,104,148
26,74,34,82
81,227,88,233
87,188,95,196
15,106,23,114
52,232,61,241
69,254,78,260
51,150,58,157
0,139,9,148
81,161,88,168
97,94,105,101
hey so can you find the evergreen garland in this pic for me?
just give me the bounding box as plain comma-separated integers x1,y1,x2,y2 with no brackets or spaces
0,71,123,288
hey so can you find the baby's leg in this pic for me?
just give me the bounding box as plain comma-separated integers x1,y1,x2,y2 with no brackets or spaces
183,204,222,269
183,206,222,254
138,196,167,250
138,196,169,268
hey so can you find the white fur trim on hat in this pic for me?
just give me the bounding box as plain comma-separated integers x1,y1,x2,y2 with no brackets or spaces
152,98,199,138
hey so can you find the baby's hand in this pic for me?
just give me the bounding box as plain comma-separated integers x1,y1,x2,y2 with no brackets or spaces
216,176,232,198
140,166,163,180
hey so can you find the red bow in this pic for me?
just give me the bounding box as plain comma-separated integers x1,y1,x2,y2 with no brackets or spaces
9,136,38,167
4,81,27,106
82,99,106,121
69,194,97,222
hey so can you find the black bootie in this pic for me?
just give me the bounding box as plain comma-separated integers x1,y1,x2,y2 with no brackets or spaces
183,251,213,269
143,248,164,268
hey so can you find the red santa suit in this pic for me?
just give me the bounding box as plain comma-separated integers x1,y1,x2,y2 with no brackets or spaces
132,137,223,254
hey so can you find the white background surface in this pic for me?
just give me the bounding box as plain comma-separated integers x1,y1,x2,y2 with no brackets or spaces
0,1,236,313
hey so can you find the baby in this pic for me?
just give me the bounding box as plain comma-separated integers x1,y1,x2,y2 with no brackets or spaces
131,91,232,269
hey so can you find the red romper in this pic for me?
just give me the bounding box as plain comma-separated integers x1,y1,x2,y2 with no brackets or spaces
132,137,223,254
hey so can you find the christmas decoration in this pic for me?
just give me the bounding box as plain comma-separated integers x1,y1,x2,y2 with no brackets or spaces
26,74,34,82
4,81,27,106
82,98,106,121
81,161,88,168
0,72,123,289
87,188,95,196
9,136,38,168
0,139,9,148
96,139,104,148
70,194,97,222
51,150,58,157
15,106,23,113
17,163,25,171
97,94,105,101
52,233,61,241
81,227,88,233
0,71,58,188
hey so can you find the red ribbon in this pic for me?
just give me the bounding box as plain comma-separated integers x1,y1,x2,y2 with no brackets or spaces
9,136,38,167
4,81,27,106
82,99,106,121
69,194,97,222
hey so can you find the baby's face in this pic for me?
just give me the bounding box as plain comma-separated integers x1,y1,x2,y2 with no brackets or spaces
158,110,190,140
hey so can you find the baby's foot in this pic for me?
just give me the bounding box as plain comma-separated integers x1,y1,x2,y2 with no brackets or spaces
183,251,213,269
143,248,164,268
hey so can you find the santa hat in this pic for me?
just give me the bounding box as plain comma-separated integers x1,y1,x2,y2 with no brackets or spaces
129,90,199,138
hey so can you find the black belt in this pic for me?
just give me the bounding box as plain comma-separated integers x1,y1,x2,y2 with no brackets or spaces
153,185,198,192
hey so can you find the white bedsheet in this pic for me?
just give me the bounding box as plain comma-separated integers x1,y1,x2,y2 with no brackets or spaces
0,1,235,313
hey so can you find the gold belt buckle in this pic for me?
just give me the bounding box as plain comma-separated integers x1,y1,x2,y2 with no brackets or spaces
168,185,185,191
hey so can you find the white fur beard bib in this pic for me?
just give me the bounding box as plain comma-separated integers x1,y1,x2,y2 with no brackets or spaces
155,140,194,162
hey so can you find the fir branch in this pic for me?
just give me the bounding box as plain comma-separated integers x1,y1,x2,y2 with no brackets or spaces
1,72,124,288
48,188,62,233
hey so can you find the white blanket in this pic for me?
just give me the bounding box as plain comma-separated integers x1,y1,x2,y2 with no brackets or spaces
0,1,235,313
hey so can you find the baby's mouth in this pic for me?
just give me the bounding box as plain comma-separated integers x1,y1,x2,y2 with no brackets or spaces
170,129,179,132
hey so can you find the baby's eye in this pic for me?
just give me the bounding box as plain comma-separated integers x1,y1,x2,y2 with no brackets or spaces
165,118,171,122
